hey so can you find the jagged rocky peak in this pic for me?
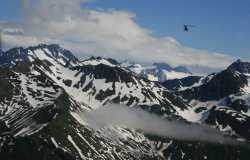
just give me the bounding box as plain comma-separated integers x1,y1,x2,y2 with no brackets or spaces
174,65,192,74
81,56,119,66
1,45,250,159
227,59,250,74
0,47,30,67
181,69,248,102
153,63,172,71
5,46,27,55
132,62,192,82
127,63,142,68
28,44,79,62
153,63,191,74
0,44,78,67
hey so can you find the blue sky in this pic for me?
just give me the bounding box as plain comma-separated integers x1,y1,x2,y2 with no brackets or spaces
1,0,250,73
84,0,250,57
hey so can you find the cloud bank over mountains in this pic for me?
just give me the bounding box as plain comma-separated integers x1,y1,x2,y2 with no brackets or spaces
1,0,237,72
83,104,237,144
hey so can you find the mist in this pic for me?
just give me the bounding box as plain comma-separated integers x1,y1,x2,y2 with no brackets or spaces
81,104,238,145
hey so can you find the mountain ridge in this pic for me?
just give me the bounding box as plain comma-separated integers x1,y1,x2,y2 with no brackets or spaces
0,44,78,68
0,44,250,160
161,59,250,143
122,61,192,82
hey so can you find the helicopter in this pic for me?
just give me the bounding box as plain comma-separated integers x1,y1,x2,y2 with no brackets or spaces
183,24,195,32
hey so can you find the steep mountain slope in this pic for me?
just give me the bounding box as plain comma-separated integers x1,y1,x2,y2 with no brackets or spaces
162,75,203,91
0,45,249,160
0,44,190,159
122,61,192,82
174,60,250,142
162,73,217,92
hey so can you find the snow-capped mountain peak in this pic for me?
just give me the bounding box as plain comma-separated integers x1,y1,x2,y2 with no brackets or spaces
80,56,119,67
227,59,250,74
1,44,250,160
122,61,192,82
0,44,78,67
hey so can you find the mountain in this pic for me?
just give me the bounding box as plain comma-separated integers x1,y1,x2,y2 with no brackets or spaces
227,59,250,74
162,75,203,91
166,60,250,142
0,44,249,160
0,44,188,159
162,72,218,92
122,61,192,82
0,44,78,68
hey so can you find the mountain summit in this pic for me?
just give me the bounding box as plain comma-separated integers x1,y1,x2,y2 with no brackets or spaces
122,61,192,82
0,44,78,67
0,44,190,159
162,59,250,143
227,59,250,74
0,44,249,160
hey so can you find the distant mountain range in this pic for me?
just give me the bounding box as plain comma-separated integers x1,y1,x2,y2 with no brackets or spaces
121,61,192,82
0,44,249,160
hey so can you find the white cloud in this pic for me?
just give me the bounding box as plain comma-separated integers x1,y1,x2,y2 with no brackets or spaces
1,0,237,73
82,104,237,144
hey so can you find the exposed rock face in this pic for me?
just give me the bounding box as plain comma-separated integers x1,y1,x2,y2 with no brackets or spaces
0,45,249,160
